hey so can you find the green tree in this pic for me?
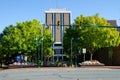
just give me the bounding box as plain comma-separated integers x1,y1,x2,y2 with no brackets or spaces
42,27,54,62
0,19,53,64
80,27,120,60
63,14,120,61
63,28,81,58
74,14,109,28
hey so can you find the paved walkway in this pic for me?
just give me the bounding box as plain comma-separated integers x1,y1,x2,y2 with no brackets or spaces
0,66,120,70
80,66,120,69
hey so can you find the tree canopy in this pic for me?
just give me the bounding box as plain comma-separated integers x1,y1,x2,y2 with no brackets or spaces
63,14,120,61
74,14,109,28
0,19,54,63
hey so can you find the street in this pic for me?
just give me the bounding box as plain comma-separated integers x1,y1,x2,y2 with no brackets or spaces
0,67,120,80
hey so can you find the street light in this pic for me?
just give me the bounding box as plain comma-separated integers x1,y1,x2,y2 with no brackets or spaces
35,36,44,68
75,38,80,68
71,37,80,67
71,37,74,64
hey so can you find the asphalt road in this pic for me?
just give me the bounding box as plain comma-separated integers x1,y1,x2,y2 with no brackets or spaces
0,67,120,80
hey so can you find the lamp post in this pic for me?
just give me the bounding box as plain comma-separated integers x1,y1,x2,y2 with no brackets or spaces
35,36,43,68
75,38,80,68
75,55,77,68
71,37,80,67
71,37,73,64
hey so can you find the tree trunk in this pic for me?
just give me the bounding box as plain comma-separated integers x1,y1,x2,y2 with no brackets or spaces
90,53,93,61
89,49,94,61
47,57,50,63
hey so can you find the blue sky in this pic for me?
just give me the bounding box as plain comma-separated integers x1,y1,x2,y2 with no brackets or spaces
0,0,120,33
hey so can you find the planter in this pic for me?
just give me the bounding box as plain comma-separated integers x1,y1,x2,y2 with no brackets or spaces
79,60,105,66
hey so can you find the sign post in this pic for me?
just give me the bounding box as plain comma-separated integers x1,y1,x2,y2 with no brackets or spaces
82,48,86,62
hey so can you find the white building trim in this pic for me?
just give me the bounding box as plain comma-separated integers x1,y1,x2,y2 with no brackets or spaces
45,8,71,13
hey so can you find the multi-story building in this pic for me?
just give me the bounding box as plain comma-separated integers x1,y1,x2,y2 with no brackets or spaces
45,8,71,61
107,20,120,31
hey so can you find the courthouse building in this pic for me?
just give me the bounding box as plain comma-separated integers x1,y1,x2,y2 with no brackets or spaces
45,8,71,61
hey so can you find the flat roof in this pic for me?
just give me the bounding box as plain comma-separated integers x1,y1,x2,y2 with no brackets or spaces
45,8,71,13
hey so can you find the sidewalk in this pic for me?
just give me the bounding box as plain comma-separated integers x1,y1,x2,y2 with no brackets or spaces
0,66,120,70
79,65,120,69
103,66,120,69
